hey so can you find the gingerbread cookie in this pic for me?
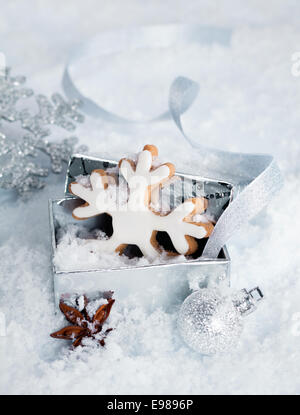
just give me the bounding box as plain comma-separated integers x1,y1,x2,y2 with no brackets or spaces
69,145,214,260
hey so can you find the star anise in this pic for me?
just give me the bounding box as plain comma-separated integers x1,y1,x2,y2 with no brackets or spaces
50,295,115,348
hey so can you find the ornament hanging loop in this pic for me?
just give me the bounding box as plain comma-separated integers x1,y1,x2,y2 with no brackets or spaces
233,287,264,316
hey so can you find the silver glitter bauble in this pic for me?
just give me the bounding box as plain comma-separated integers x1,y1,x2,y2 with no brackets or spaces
178,287,264,355
178,288,243,355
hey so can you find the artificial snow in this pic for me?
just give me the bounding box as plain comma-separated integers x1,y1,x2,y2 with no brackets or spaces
0,0,300,395
53,223,188,271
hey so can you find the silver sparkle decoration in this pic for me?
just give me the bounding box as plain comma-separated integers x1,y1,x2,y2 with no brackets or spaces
36,137,88,174
19,93,84,139
0,133,48,195
0,67,33,122
0,133,88,195
178,287,263,355
0,67,87,195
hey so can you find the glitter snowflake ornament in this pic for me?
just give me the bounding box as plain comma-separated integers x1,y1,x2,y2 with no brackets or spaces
0,67,33,122
19,93,84,139
0,133,48,195
178,287,264,355
0,133,87,195
0,67,87,196
36,136,88,174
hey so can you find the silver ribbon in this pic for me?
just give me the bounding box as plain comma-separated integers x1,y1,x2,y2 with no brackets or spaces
168,77,283,258
63,24,231,123
62,25,283,259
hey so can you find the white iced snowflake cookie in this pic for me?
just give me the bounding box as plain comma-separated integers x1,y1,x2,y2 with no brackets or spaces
69,145,214,260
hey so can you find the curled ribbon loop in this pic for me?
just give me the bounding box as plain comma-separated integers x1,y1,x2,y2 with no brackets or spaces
63,25,283,259
63,24,231,123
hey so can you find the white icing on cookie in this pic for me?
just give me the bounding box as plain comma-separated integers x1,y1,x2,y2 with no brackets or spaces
70,145,214,260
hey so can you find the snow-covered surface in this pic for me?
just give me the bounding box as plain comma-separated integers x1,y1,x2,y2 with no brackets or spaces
1,0,300,395
53,224,190,271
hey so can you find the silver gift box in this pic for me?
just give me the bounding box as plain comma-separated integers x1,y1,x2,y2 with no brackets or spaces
49,154,233,309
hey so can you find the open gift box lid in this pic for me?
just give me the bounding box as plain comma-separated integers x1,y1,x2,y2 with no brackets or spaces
49,153,233,309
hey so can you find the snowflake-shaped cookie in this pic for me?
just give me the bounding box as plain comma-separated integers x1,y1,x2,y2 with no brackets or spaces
69,145,214,260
